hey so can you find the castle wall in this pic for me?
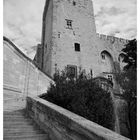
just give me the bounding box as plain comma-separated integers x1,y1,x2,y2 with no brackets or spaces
94,34,128,91
96,33,129,61
97,34,128,72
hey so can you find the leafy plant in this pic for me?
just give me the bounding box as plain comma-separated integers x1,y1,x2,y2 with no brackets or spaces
115,39,137,140
41,72,115,130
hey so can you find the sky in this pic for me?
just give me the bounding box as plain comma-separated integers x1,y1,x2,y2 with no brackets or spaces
3,0,137,59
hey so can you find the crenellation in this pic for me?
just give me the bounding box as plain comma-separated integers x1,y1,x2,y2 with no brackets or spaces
97,33,129,45
120,38,123,42
107,36,115,43
99,34,107,40
114,37,120,42
61,0,94,12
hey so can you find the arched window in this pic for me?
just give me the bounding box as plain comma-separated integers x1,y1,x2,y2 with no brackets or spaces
100,50,114,73
101,53,105,60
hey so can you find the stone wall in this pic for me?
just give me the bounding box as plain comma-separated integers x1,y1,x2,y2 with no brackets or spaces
114,95,131,138
26,96,130,140
3,37,53,110
42,0,98,77
42,0,53,76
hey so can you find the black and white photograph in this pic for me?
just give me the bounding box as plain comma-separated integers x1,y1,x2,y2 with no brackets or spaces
3,0,137,139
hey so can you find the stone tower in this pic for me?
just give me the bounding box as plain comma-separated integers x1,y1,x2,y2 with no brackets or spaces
35,0,128,83
40,0,98,77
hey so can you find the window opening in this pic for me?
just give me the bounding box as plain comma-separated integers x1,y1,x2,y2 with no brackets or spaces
58,32,60,38
90,69,93,77
67,65,77,78
75,43,80,52
101,53,105,59
107,75,113,82
66,19,72,29
73,1,76,5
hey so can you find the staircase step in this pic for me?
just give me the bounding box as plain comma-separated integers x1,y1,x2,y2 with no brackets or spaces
4,122,35,127
4,110,25,114
4,118,35,124
4,110,49,140
4,125,40,129
4,117,29,119
4,118,32,122
4,130,44,136
4,116,30,120
4,117,33,121
4,127,43,132
4,134,49,140
4,113,27,115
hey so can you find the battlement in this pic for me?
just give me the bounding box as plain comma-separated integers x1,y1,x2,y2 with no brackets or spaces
96,33,129,44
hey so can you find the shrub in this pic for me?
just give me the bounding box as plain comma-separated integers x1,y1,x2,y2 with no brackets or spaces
41,72,115,130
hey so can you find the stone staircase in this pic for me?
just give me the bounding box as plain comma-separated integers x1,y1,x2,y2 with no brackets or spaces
4,109,49,140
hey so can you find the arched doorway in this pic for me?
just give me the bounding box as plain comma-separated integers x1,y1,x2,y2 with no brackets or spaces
100,50,114,83
101,50,114,73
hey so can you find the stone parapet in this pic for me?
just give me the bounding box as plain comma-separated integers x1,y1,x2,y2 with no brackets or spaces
96,33,129,44
26,96,130,140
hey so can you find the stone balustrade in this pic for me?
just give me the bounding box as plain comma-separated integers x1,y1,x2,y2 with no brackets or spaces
26,96,130,140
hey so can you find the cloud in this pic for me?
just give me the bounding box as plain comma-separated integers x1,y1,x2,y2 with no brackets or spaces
94,0,137,39
4,0,137,59
4,0,45,58
95,7,125,17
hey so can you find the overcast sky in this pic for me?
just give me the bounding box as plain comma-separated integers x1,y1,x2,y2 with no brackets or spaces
4,0,137,59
